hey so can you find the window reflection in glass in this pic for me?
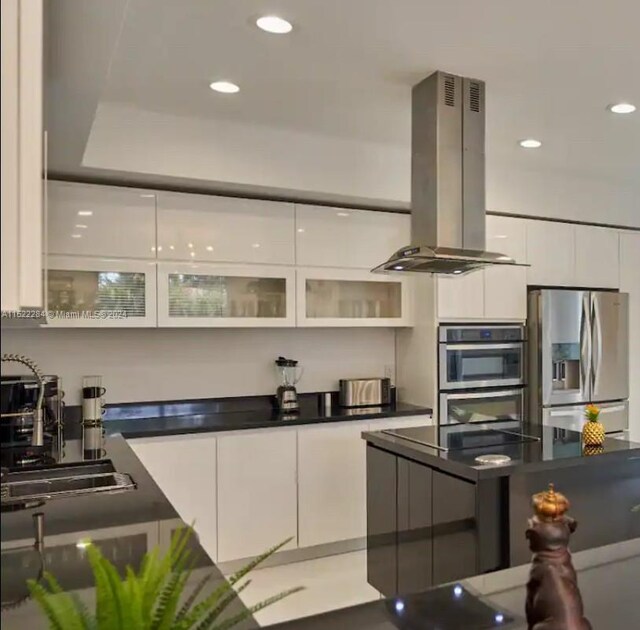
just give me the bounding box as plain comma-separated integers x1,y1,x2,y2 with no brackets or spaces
168,274,286,318
48,270,146,316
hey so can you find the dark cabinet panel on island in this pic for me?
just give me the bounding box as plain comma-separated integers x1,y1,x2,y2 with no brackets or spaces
397,458,433,593
366,445,398,596
432,469,477,585
366,445,504,596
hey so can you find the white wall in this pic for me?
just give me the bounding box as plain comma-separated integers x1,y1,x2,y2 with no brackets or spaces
83,103,640,228
1,327,395,406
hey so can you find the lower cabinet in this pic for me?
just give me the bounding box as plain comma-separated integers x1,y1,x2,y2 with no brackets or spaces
298,420,370,547
128,434,218,561
129,415,433,565
217,428,298,562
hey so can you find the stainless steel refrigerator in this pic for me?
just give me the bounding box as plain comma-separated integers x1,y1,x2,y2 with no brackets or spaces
528,289,629,434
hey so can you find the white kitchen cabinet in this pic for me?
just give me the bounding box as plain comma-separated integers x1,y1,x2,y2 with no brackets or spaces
129,435,218,561
483,266,528,320
297,420,370,548
297,267,413,327
157,192,295,265
437,215,527,321
620,231,640,441
1,0,44,311
486,215,527,263
437,272,485,320
48,182,156,259
45,256,157,327
526,219,575,287
217,428,298,562
574,225,620,289
295,205,410,269
157,262,296,328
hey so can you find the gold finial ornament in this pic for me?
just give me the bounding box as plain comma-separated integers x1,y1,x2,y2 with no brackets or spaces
532,483,570,521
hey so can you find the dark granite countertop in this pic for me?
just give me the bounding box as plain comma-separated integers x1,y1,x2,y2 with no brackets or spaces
100,394,431,439
0,424,257,629
363,422,640,482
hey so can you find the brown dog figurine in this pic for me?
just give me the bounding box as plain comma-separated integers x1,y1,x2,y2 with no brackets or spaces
525,484,592,630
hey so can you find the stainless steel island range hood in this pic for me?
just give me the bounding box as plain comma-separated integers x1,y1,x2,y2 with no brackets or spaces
373,71,518,275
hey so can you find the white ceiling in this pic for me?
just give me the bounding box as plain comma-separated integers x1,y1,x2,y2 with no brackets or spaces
48,0,640,202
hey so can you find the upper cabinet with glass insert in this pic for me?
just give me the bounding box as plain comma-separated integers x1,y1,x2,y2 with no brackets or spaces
157,263,296,327
295,205,410,269
157,193,295,265
297,268,412,327
45,256,157,327
48,182,156,259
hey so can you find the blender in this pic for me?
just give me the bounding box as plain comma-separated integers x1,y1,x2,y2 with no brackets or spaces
275,357,303,412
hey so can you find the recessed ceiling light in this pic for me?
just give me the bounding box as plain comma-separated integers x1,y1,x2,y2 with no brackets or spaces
187,243,194,249
393,265,404,270
519,139,542,149
77,210,93,216
75,224,88,229
209,81,240,94
71,234,82,239
206,245,214,251
256,16,293,34
609,103,636,114
190,251,196,257
337,212,350,217
252,243,261,248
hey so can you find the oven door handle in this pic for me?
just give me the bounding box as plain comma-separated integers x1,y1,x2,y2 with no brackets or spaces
442,389,523,400
444,343,523,351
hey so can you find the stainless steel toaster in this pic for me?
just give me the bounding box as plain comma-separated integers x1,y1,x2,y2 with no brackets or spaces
339,378,391,407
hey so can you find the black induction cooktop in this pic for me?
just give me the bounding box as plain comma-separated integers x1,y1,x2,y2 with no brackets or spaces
383,423,540,452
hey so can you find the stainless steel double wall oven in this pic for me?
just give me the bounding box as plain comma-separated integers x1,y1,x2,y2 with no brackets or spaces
438,325,526,426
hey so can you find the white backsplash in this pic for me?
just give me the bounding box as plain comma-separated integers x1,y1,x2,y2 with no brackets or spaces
2,328,396,405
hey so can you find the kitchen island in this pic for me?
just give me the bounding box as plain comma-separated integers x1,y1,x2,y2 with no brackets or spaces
363,421,640,597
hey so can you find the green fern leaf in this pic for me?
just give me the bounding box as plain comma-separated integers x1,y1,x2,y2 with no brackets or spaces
227,538,293,587
150,569,188,630
124,566,144,629
191,580,252,630
174,572,213,624
86,543,119,630
69,592,98,630
27,579,69,630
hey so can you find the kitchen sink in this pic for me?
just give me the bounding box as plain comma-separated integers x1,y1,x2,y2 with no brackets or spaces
1,460,136,506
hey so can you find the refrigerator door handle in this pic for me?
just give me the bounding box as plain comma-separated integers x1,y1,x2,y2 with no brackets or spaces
591,295,603,396
580,294,591,399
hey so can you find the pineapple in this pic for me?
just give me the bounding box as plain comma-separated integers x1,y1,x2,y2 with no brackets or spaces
582,404,605,446
582,444,604,456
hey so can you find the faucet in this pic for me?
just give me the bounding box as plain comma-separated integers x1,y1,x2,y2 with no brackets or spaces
1,354,46,447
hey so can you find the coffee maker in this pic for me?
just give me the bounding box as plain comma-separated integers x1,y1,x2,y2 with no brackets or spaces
275,357,303,413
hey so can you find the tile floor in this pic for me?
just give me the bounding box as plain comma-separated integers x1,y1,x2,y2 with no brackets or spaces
227,550,380,626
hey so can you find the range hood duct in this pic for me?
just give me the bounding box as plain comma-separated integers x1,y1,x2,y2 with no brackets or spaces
373,71,518,275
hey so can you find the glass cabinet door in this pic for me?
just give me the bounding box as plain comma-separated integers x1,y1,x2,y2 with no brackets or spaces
157,263,296,327
45,256,157,327
297,268,412,327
